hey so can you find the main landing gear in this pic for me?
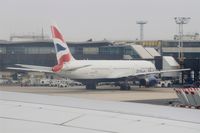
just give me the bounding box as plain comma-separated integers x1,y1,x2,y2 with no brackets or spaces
118,80,131,90
85,82,96,90
120,83,131,90
85,81,131,90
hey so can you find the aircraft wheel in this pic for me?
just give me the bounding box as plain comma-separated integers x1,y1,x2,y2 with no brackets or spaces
86,83,96,90
120,84,131,90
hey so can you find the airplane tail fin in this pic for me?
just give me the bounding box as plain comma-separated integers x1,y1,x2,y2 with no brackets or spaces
51,25,75,72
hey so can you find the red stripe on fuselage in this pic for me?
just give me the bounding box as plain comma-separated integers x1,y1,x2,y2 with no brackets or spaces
51,26,65,43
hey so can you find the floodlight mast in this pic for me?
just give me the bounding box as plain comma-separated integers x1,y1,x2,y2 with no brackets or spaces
174,17,190,84
137,21,148,41
174,17,191,61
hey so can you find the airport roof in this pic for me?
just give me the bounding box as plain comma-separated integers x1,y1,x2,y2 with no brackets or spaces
68,40,113,47
0,40,113,47
0,40,52,45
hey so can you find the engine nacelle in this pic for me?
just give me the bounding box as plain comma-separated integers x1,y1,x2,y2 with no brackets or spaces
139,76,158,87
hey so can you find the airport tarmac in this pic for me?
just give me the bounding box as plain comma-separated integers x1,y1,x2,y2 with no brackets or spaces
0,85,178,105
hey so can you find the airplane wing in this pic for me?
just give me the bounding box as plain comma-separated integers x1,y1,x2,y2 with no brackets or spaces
133,68,190,77
0,91,200,133
109,68,190,79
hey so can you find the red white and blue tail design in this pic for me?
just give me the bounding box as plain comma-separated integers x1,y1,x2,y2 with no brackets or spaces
51,25,75,72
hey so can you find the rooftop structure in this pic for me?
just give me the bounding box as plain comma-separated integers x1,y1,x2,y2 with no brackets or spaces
136,21,148,41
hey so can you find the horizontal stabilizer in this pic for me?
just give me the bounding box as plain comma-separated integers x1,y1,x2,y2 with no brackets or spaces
16,64,51,70
7,67,53,73
7,64,53,73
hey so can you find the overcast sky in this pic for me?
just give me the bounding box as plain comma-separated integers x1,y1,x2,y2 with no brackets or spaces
0,0,199,41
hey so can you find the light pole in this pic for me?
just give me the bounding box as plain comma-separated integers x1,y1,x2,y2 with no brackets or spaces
174,17,191,84
174,17,191,61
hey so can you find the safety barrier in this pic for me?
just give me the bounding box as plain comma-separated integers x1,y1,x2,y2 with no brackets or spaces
174,88,200,108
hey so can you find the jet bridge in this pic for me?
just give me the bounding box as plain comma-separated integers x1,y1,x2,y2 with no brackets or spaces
130,45,153,59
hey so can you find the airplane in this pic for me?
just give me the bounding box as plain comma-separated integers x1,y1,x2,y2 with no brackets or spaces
0,91,200,133
7,25,190,90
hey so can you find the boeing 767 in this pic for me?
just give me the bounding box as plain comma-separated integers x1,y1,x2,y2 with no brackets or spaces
8,25,189,90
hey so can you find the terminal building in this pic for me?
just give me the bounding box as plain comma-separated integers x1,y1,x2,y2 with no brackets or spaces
0,38,200,83
0,40,159,68
135,40,200,81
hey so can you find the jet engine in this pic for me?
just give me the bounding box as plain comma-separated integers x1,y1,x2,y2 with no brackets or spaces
139,76,158,87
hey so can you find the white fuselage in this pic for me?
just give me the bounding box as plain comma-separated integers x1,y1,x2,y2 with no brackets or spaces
59,60,156,80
